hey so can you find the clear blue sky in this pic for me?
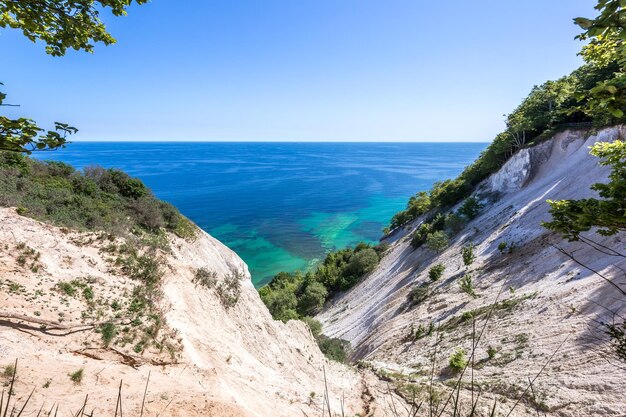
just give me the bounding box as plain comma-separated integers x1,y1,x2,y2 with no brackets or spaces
1,0,596,142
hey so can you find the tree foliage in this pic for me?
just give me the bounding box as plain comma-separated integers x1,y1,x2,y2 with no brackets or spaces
543,140,626,240
0,0,147,153
259,242,383,322
0,0,148,56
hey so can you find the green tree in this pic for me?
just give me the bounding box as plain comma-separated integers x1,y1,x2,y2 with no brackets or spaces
428,263,445,282
543,140,626,239
458,197,483,220
574,1,626,120
0,0,148,153
297,281,328,316
461,243,476,267
425,230,449,253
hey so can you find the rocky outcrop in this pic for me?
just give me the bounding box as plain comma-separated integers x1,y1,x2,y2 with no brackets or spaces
318,126,626,416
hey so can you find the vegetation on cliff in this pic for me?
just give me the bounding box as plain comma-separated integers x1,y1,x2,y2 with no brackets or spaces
388,1,626,232
0,152,195,238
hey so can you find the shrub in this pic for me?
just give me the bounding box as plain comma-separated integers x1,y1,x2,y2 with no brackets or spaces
459,274,477,298
99,322,117,346
607,321,626,362
425,231,449,253
487,345,497,360
390,191,431,229
497,241,508,254
341,248,379,287
411,223,432,249
192,268,218,288
69,368,84,384
409,282,430,305
461,243,476,266
297,281,328,316
445,213,465,233
317,336,349,363
0,156,195,239
2,363,15,379
216,271,243,308
428,263,445,282
301,317,322,338
56,281,76,296
260,243,381,322
458,197,483,220
82,286,94,301
449,348,468,372
414,322,434,340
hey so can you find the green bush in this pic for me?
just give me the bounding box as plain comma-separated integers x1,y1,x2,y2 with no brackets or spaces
411,223,431,249
317,336,349,363
56,281,76,296
192,267,218,288
445,213,466,234
497,241,508,254
409,282,430,305
461,243,476,266
0,155,195,239
428,263,445,282
301,317,322,338
69,368,84,384
425,231,449,253
216,271,243,308
459,274,477,298
297,281,328,316
458,197,483,220
99,322,117,346
260,242,383,322
487,345,497,360
449,348,468,372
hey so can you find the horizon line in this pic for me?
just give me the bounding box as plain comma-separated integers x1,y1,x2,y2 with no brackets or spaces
63,140,492,144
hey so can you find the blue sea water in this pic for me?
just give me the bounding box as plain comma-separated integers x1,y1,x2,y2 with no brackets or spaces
36,142,486,286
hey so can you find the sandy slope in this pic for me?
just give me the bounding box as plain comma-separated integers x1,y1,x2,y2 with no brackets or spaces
318,126,626,416
0,210,373,417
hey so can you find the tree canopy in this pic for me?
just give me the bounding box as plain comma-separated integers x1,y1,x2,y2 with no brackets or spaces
0,0,147,153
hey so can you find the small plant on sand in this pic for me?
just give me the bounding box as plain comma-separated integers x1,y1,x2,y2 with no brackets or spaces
69,368,84,384
498,241,508,254
461,243,476,266
192,267,218,288
216,270,243,308
2,363,15,379
56,281,76,296
459,274,477,298
449,348,468,373
487,345,498,360
99,322,117,346
428,263,445,282
409,282,431,305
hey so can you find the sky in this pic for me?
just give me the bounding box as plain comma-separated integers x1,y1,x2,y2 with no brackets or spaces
1,0,597,142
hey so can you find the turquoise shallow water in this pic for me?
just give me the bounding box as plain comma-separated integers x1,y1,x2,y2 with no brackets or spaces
37,142,486,286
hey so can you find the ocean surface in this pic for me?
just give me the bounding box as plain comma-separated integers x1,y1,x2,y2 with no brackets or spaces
36,142,486,287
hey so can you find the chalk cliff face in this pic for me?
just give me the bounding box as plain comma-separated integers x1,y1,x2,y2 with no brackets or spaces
0,210,369,417
318,126,626,416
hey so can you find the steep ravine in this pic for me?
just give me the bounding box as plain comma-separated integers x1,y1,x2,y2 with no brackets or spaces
318,126,626,416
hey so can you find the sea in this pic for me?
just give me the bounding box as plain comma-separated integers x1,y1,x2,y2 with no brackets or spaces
35,142,487,287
